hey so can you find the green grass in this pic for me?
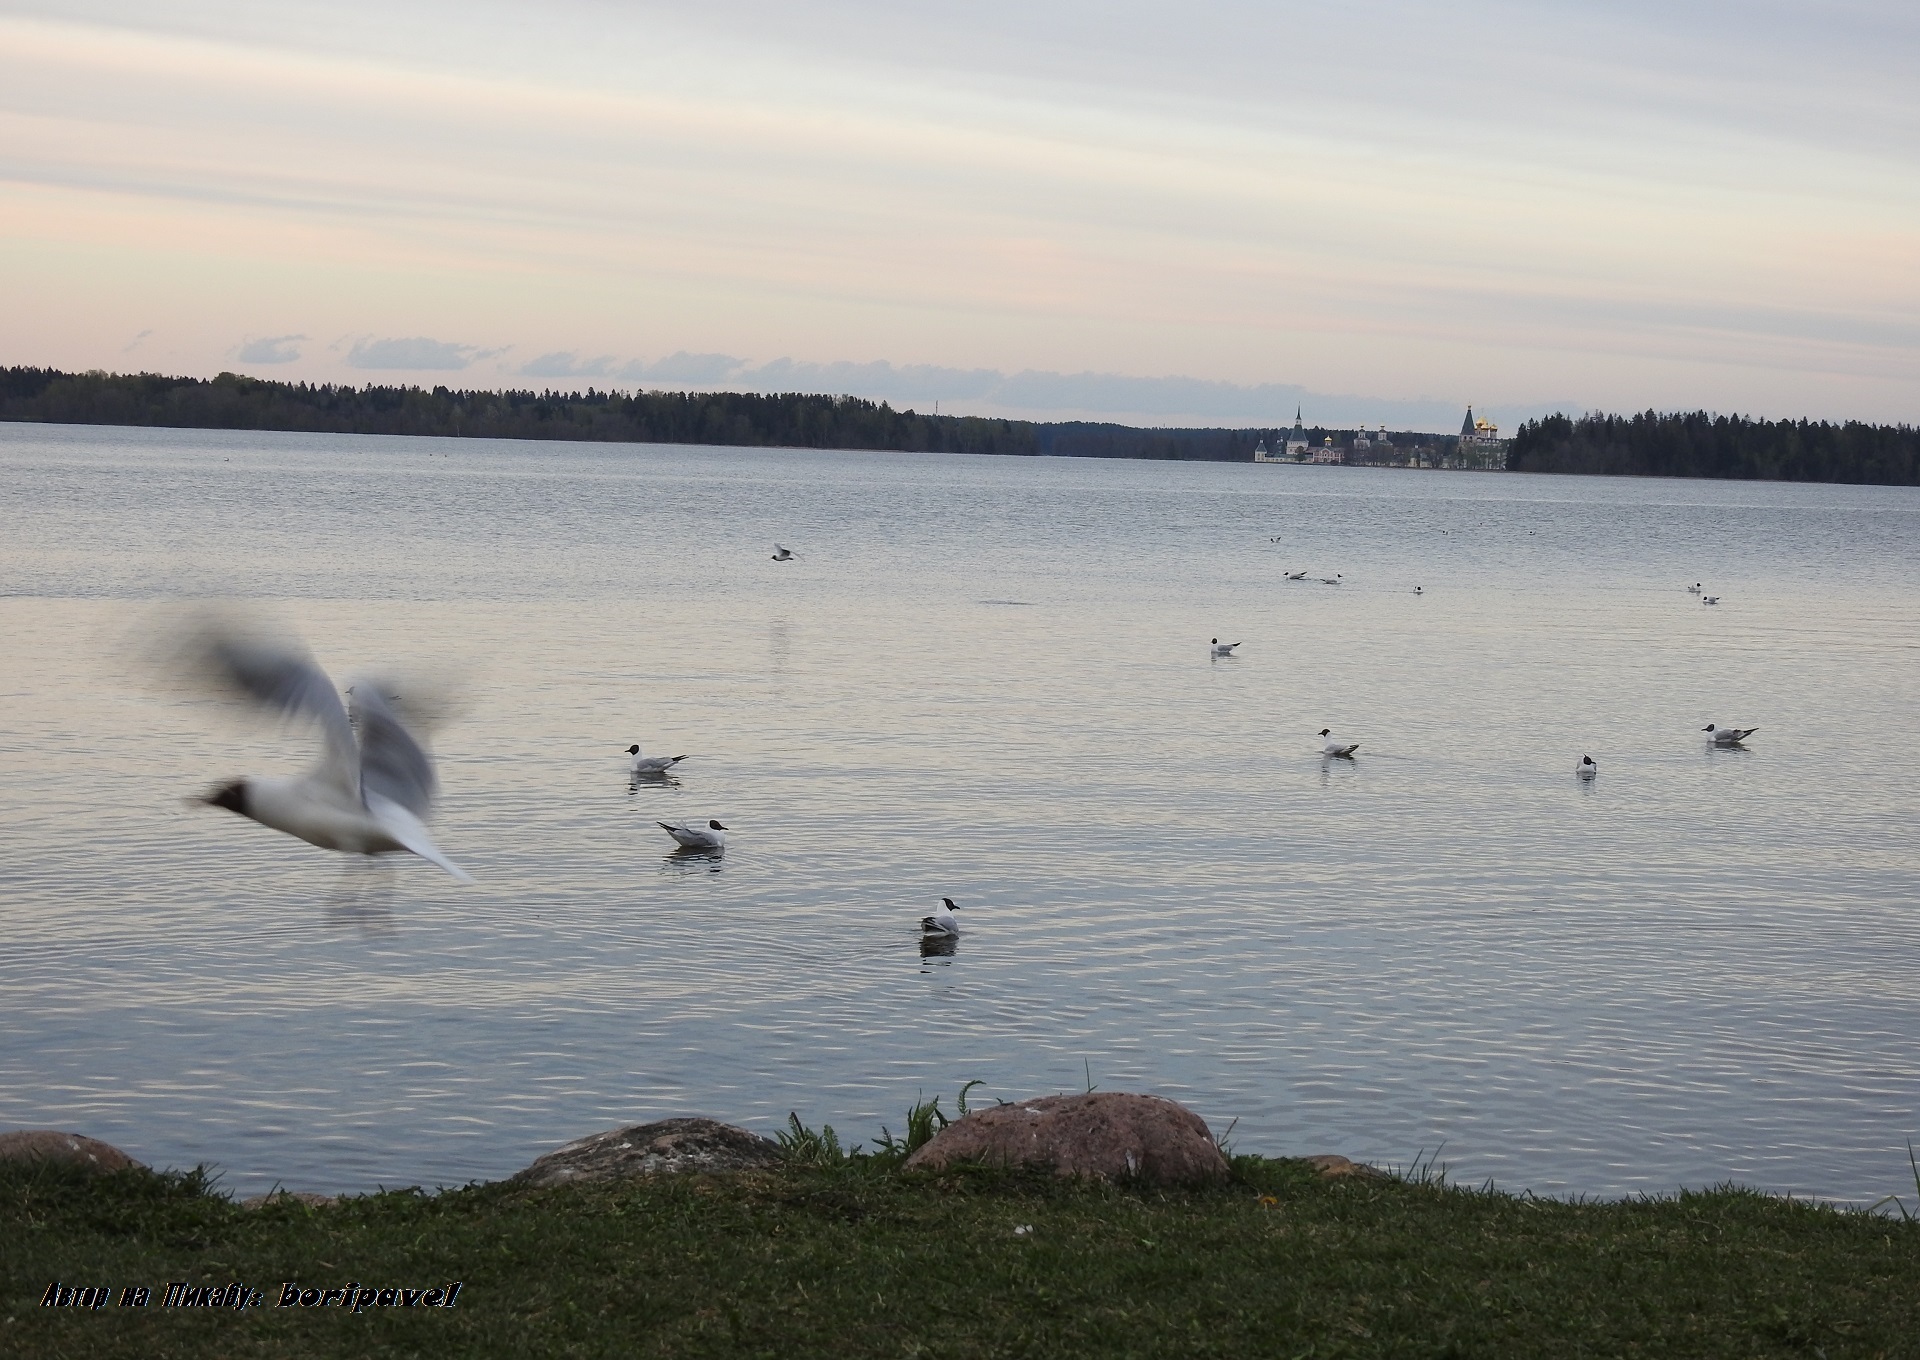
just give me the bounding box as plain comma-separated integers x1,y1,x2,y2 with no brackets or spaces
7,1147,1918,1359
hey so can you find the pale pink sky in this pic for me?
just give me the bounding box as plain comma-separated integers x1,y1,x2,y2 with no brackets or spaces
3,0,1917,426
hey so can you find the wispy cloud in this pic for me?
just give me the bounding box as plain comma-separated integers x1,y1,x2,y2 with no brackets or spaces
583,351,1533,430
519,351,616,378
237,334,307,364
346,337,493,370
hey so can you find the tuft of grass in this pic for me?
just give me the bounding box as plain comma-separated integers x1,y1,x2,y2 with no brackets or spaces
774,1112,854,1167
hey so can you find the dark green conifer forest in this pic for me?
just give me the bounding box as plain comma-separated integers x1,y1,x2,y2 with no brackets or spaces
1507,410,1920,485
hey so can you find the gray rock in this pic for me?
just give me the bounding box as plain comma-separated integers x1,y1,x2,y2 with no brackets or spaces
903,1092,1230,1186
241,1190,338,1209
512,1117,783,1188
0,1130,144,1173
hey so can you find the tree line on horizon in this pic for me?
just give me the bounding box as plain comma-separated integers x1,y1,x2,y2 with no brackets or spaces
0,367,1036,457
1506,410,1920,485
6,368,1917,485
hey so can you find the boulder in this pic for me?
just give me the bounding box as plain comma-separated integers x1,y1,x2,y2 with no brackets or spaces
511,1118,783,1188
1299,1154,1386,1181
902,1092,1229,1185
0,1130,145,1173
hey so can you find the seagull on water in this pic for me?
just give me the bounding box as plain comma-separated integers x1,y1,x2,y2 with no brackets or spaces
1320,575,1343,585
186,620,470,881
921,897,961,936
1577,755,1597,779
1703,724,1758,745
1211,638,1241,657
1285,570,1307,580
659,819,727,849
1319,728,1360,757
771,545,795,562
1703,596,1720,605
1413,586,1424,595
627,745,687,777
1687,583,1702,594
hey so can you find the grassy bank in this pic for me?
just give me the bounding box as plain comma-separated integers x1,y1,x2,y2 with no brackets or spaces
8,1150,1917,1359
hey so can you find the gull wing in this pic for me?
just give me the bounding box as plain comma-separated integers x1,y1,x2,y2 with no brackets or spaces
191,622,357,797
349,683,437,821
365,792,472,883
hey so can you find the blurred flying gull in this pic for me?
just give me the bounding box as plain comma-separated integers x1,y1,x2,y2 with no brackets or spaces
185,617,470,880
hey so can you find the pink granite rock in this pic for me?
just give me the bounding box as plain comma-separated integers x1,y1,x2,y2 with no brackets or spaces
902,1092,1229,1185
0,1130,144,1173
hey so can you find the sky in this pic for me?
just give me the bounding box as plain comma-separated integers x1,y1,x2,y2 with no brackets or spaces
3,0,1917,429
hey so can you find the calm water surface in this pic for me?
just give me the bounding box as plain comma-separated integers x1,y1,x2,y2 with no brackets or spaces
2,423,1916,1203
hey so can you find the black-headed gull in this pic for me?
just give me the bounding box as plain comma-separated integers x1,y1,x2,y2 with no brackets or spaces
1703,724,1758,744
1320,575,1343,585
1211,638,1241,657
1577,755,1597,779
920,897,960,935
1687,583,1702,594
188,621,470,881
659,819,727,849
1702,596,1720,606
1285,571,1307,580
627,745,687,777
1319,728,1359,757
771,545,796,562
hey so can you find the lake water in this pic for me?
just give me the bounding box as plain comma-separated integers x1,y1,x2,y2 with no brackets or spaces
2,422,1917,1205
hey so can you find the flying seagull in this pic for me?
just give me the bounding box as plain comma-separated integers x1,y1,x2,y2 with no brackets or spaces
659,819,727,850
1319,728,1360,757
187,620,470,880
1211,638,1241,657
921,897,961,936
627,745,687,777
1703,724,1758,745
771,545,795,562
1577,755,1597,779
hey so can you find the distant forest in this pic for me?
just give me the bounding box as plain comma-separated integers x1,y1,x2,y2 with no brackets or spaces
0,367,1395,464
0,367,1034,456
1506,411,1920,486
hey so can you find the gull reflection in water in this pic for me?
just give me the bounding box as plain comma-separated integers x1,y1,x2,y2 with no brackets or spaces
323,860,398,936
628,773,683,794
919,932,958,962
661,846,724,875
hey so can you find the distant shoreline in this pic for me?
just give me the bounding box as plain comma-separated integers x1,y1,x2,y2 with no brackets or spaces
0,365,1440,466
5,366,1917,485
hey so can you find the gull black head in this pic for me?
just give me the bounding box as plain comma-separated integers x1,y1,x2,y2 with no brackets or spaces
627,745,641,755
1702,724,1715,732
709,820,727,830
942,898,958,910
200,779,250,817
1318,728,1331,736
1211,637,1218,644
1581,755,1594,766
